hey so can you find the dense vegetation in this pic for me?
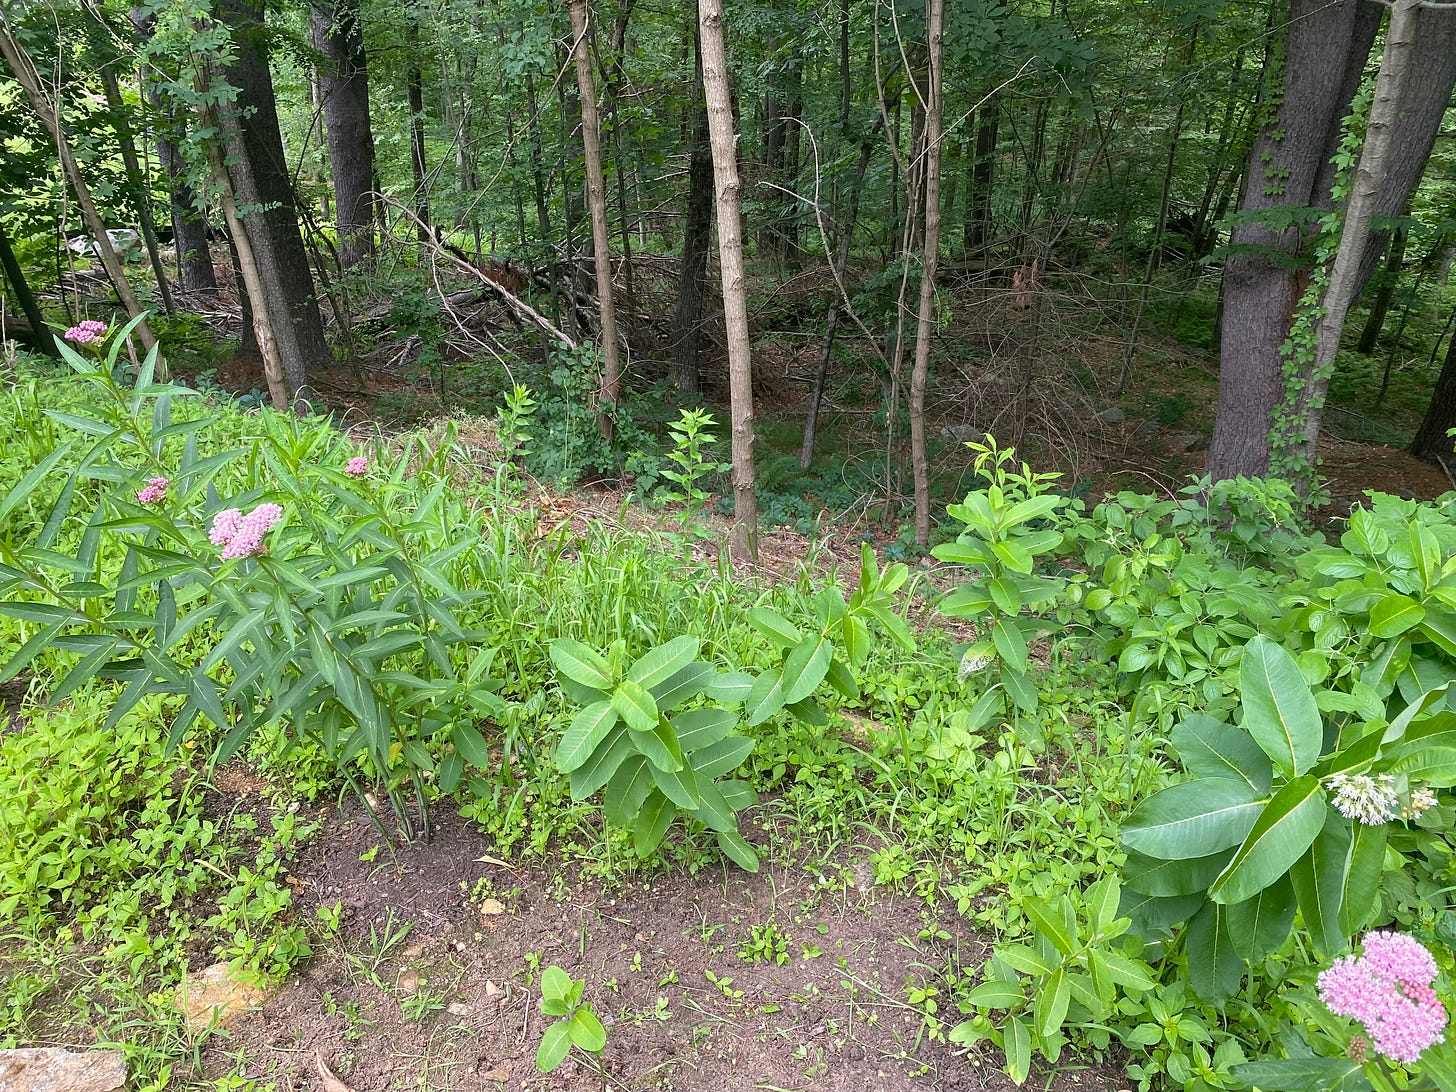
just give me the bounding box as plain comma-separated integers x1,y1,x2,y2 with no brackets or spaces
3,0,1456,1088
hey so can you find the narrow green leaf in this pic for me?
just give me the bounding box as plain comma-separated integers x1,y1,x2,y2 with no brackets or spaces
1033,967,1070,1040
1290,811,1353,959
963,980,1025,1010
1185,901,1241,1002
1339,822,1387,936
1004,1016,1031,1085
555,701,618,773
1210,775,1327,905
1369,593,1425,639
688,735,754,779
744,669,784,726
1239,636,1323,776
746,607,801,650
569,722,632,799
1121,778,1266,860
633,791,675,857
715,829,759,872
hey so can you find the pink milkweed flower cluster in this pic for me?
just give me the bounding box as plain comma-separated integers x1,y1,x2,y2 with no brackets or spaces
210,503,283,560
1318,932,1448,1064
136,477,168,506
345,455,369,478
64,320,108,346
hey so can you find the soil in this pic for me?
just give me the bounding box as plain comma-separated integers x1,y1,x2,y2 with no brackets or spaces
205,800,1125,1092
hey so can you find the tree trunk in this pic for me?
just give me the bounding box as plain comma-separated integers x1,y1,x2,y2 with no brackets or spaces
155,101,216,294
1411,310,1456,464
672,20,712,395
1297,0,1423,468
1205,0,1373,482
406,21,431,242
699,0,756,562
802,143,871,470
910,0,945,547
219,0,330,402
0,14,159,361
1356,226,1407,354
99,64,176,318
0,218,58,357
566,0,623,442
311,0,377,271
964,96,997,254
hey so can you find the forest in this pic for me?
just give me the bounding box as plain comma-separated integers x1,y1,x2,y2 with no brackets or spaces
2,0,1456,1089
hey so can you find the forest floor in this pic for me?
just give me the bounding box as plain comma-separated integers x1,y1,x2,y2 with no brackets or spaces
196,783,1121,1092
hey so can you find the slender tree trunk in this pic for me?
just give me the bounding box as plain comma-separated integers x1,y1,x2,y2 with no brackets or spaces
153,101,216,294
566,0,623,441
406,21,431,242
0,218,58,356
910,0,945,547
311,0,376,271
964,96,997,254
1411,310,1456,464
219,0,329,402
99,65,176,318
803,143,871,469
1356,226,1407,354
699,0,756,562
672,20,712,395
1298,0,1420,467
0,14,159,361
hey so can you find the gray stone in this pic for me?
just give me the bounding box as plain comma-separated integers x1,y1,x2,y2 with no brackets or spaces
0,1048,127,1092
1169,431,1206,453
1094,406,1126,424
939,424,987,445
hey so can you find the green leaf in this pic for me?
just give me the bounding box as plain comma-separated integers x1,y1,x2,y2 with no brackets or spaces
964,980,1025,1010
633,791,675,857
1338,822,1387,936
1121,779,1266,860
649,662,714,710
612,679,660,734
704,671,755,702
567,1007,606,1052
672,708,737,751
824,656,859,700
688,735,754,779
995,943,1053,977
746,607,801,650
1239,636,1323,776
1033,967,1070,1040
627,636,700,689
1023,897,1076,956
1369,593,1425,639
631,714,685,773
1122,849,1231,897
991,618,1030,673
603,754,655,825
1289,811,1353,959
1185,901,1241,1002
1210,775,1327,904
1119,890,1205,935
715,829,759,872
1171,715,1273,794
1226,876,1297,961
780,635,832,705
744,669,785,726
1231,1058,1365,1090
1004,1016,1032,1085
569,722,632,799
555,701,619,773
0,439,75,523
451,723,492,768
650,759,700,809
549,638,614,690
536,1022,571,1073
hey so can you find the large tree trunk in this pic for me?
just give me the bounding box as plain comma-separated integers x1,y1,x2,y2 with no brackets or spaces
672,18,712,395
0,218,58,357
311,0,377,272
909,0,945,547
566,0,623,442
0,14,159,362
1411,312,1456,465
1204,0,1374,481
699,0,756,562
220,0,330,401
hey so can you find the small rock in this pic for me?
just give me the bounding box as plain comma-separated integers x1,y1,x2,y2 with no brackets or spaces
0,1047,127,1092
177,962,269,1033
485,981,501,997
478,898,505,918
447,1002,472,1016
939,424,987,444
1094,406,1126,424
397,969,421,994
1170,431,1206,452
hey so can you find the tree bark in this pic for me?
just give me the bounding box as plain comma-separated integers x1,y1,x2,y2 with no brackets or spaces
672,19,712,395
699,0,756,562
311,0,377,272
566,0,623,441
1411,310,1456,464
964,96,997,254
1298,0,1421,466
1356,226,1407,354
1204,0,1372,481
219,0,330,402
0,218,58,357
0,14,159,361
909,0,945,547
406,20,431,242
